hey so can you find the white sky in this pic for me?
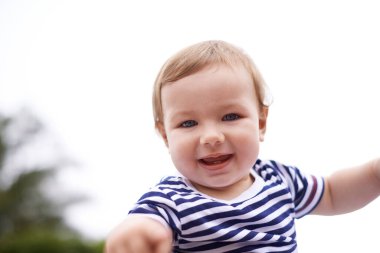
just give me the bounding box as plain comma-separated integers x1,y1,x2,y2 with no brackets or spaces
1,0,379,251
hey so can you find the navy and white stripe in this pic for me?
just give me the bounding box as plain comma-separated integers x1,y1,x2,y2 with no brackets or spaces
129,159,324,252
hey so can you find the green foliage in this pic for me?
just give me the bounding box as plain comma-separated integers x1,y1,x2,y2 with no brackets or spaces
0,110,105,252
0,229,104,253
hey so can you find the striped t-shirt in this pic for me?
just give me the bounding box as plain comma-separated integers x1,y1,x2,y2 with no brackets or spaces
129,159,324,252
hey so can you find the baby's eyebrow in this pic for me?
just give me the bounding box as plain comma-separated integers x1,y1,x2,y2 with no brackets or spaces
219,103,247,111
165,109,196,122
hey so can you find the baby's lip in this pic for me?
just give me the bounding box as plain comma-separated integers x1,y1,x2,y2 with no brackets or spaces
198,154,233,165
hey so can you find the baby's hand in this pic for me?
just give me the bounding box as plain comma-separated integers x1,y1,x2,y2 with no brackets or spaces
105,215,172,253
374,158,380,185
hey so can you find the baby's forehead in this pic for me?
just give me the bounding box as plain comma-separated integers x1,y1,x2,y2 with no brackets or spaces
161,64,257,101
164,63,251,86
161,65,257,108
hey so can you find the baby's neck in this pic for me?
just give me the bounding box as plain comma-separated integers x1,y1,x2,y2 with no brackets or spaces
191,174,255,201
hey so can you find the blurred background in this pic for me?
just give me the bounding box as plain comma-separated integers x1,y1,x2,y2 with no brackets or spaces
1,0,379,252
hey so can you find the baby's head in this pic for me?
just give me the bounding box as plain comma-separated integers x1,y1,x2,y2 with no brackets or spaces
152,40,271,135
152,40,272,196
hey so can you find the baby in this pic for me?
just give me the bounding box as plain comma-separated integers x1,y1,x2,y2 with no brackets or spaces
105,40,380,253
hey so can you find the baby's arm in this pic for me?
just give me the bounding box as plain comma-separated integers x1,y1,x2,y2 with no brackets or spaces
105,215,173,253
313,158,380,215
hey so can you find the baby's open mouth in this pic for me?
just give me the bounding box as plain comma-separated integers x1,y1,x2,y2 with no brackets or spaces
199,154,233,165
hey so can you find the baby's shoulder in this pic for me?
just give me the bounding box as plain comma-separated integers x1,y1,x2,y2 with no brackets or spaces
149,175,195,196
254,159,301,183
254,159,287,175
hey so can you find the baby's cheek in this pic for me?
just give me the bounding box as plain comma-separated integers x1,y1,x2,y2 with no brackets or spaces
169,139,194,169
236,134,260,160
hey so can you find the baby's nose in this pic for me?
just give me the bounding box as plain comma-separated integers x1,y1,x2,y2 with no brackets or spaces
200,127,225,146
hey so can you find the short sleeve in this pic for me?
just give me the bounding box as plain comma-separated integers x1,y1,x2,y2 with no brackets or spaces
256,160,325,218
129,187,182,236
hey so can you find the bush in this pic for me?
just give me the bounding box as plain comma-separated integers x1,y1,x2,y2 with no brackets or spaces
0,228,104,253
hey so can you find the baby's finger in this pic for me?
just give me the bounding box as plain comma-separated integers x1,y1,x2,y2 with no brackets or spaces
154,236,172,253
128,236,151,253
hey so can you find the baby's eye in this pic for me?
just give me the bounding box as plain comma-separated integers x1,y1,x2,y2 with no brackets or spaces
180,120,198,128
222,113,240,121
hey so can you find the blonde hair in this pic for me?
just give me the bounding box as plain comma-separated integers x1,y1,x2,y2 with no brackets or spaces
152,40,271,130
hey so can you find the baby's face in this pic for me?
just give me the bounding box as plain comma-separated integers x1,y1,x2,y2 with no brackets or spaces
160,64,267,198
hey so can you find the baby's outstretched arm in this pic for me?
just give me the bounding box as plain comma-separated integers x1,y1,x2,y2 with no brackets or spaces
313,158,380,215
105,215,173,253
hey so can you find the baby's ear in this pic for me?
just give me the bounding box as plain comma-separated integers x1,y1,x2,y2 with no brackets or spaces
259,106,269,142
156,122,169,147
